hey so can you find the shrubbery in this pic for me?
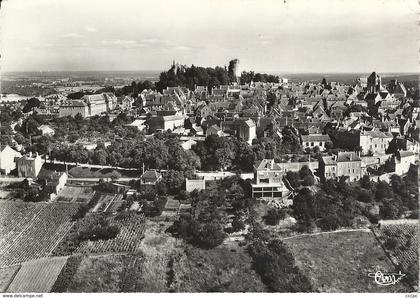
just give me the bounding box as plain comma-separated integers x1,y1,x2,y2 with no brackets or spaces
248,239,312,292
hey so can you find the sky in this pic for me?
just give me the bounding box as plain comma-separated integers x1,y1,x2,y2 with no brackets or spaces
1,0,419,73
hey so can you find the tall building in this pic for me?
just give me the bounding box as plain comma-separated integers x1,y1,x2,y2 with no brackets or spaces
367,72,382,93
228,59,240,83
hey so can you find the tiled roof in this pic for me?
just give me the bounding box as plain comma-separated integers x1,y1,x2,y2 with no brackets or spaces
301,134,331,143
337,152,361,162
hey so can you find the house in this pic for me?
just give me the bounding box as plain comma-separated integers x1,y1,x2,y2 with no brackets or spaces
398,118,411,136
319,156,337,180
251,159,291,206
364,93,382,107
301,134,331,151
185,178,206,192
181,139,197,150
38,125,55,136
223,118,257,144
0,145,22,175
59,100,89,118
119,96,134,110
393,151,416,175
140,170,162,193
191,124,204,136
206,125,223,137
60,93,117,118
319,151,362,182
196,104,213,118
336,151,362,182
358,130,393,155
126,119,147,131
16,152,43,178
147,114,185,132
42,171,68,198
82,93,117,116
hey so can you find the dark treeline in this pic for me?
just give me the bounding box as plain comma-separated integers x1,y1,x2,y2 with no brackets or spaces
240,71,279,84
114,64,282,94
155,64,230,91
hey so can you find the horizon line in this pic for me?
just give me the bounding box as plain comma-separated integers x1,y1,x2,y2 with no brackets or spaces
2,70,419,75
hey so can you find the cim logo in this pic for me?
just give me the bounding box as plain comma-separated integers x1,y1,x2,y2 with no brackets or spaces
368,271,405,286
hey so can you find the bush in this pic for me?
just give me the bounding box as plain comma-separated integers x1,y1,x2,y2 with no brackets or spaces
231,216,245,232
265,208,287,226
302,175,315,186
384,238,398,250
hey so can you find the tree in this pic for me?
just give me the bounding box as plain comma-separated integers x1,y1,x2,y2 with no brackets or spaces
196,222,226,249
285,171,301,188
298,166,312,179
302,175,315,186
23,97,41,113
231,216,245,232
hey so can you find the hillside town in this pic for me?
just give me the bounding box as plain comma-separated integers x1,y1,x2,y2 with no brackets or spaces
0,59,418,292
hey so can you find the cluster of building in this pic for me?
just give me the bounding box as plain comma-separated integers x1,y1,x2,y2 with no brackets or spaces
3,68,419,206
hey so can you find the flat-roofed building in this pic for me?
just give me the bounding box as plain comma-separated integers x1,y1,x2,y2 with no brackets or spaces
251,159,290,205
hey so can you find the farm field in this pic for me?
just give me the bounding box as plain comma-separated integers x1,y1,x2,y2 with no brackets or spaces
0,201,79,267
91,193,123,213
56,185,95,203
374,220,419,287
283,229,411,292
6,257,68,293
75,213,146,254
0,265,20,292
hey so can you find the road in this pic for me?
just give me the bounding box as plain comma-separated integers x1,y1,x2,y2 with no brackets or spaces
42,159,140,171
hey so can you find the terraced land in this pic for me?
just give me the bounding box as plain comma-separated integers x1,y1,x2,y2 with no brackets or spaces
75,213,146,254
0,201,79,267
6,257,68,293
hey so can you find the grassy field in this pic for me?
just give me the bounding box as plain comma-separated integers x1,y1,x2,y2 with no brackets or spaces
283,229,411,292
66,254,132,292
171,245,266,292
6,257,68,293
0,265,20,292
68,166,141,178
132,221,181,292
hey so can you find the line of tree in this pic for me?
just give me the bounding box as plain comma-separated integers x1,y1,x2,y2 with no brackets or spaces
240,71,280,84
155,64,230,92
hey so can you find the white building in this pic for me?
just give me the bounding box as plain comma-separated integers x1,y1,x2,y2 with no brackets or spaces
301,134,331,151
0,145,22,175
38,125,55,136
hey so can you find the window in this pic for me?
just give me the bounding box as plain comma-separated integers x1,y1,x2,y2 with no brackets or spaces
311,142,314,146
260,178,269,183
